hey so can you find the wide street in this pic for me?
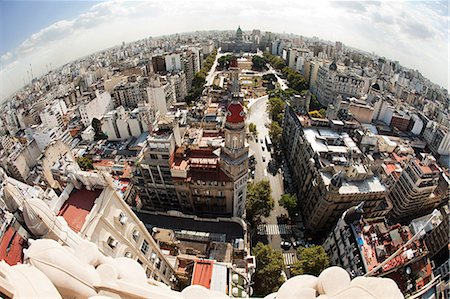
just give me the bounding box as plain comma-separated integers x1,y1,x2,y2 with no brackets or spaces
247,96,287,253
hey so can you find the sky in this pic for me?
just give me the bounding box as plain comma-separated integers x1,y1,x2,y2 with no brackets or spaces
0,0,449,101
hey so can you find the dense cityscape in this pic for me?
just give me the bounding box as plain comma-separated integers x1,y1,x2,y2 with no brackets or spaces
0,13,448,299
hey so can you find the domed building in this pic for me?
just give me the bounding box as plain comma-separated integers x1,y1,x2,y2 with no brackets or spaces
220,26,258,53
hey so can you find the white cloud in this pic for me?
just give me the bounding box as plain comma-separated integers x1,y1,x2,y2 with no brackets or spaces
0,0,448,101
1,52,12,62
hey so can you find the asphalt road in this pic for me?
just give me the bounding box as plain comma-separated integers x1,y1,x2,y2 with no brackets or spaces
247,96,288,251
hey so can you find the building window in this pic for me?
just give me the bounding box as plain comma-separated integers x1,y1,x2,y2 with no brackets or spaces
133,230,140,242
119,212,127,225
107,236,118,249
141,240,149,255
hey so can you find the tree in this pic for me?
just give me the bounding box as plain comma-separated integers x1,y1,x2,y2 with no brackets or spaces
291,246,330,277
252,55,266,71
246,180,274,223
91,118,107,140
252,243,285,297
217,54,234,70
309,94,323,111
262,73,277,83
248,122,258,137
267,97,285,123
279,194,297,218
269,121,282,144
77,157,94,171
308,109,326,118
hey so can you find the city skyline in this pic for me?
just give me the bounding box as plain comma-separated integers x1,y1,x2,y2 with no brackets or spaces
0,0,449,102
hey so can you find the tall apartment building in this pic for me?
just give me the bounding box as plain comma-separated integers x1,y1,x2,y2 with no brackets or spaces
168,71,187,101
387,155,442,223
128,101,249,218
2,139,41,182
79,90,113,127
152,55,166,73
323,206,433,295
129,118,181,211
110,78,149,109
39,99,67,129
101,105,152,141
423,122,450,156
183,50,195,91
282,105,390,234
146,76,176,116
315,62,367,106
165,53,182,72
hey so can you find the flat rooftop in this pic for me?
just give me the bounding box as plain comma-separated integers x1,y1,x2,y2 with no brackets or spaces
321,171,386,194
58,188,102,232
304,128,362,155
135,211,244,242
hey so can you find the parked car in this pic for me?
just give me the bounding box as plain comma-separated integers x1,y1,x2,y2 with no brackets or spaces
260,138,264,143
281,241,292,250
292,240,305,248
261,146,265,151
262,155,266,162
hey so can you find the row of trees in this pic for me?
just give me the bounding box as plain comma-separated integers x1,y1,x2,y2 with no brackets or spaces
263,51,286,70
185,50,218,103
252,243,330,297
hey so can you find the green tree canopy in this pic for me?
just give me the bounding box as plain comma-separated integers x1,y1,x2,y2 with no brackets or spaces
309,94,323,111
186,50,217,103
252,55,267,71
269,121,282,144
263,51,286,70
268,97,285,123
252,243,285,297
262,73,277,83
291,246,330,277
217,54,234,70
91,118,107,140
248,122,258,137
246,180,274,223
77,157,94,171
279,194,298,218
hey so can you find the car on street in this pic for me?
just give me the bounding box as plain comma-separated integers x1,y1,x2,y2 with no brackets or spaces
261,146,265,151
281,241,292,250
292,240,305,248
260,138,264,143
250,170,255,179
262,155,266,162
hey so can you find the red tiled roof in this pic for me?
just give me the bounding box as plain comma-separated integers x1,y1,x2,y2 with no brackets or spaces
192,260,214,289
190,168,232,182
0,226,26,265
58,188,102,232
226,102,245,124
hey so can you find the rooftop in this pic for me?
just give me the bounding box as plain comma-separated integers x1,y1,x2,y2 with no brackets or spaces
192,260,214,289
135,211,244,242
58,188,102,232
0,226,26,266
321,171,386,194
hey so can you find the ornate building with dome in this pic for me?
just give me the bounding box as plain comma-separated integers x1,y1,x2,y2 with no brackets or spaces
221,26,258,53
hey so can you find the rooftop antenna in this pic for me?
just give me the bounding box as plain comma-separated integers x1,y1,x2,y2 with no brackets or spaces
29,64,34,81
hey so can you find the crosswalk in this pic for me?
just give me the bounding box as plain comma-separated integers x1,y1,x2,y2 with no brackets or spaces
257,224,293,235
283,252,298,266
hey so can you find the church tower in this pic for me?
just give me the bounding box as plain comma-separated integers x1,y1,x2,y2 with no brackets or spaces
220,100,249,217
229,57,240,98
